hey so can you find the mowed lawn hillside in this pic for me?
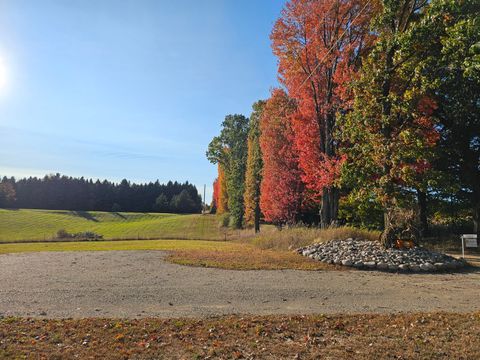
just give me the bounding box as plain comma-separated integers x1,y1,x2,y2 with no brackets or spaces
0,209,227,243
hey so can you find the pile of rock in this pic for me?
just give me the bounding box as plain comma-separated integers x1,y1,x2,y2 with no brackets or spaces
298,238,466,272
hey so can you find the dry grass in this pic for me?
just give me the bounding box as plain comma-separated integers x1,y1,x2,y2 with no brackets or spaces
166,226,379,271
168,244,339,271
247,226,380,250
0,239,339,271
1,313,479,359
0,223,382,271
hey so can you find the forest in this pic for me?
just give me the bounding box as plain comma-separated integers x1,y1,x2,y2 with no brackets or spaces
207,0,480,246
0,174,202,214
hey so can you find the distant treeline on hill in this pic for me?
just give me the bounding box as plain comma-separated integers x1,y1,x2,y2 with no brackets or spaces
0,174,202,213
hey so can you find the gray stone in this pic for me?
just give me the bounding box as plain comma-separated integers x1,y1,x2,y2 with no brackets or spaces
341,259,353,267
409,265,421,272
398,264,410,271
452,261,462,269
388,264,399,271
377,263,388,270
297,239,463,273
454,260,465,268
420,263,434,271
444,262,456,270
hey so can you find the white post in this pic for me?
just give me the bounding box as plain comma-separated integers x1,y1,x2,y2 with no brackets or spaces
461,236,465,258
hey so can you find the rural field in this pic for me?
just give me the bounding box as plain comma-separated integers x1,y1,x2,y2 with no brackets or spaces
0,208,348,270
0,208,230,242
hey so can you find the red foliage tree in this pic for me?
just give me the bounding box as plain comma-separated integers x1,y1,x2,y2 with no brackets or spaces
271,0,376,227
260,89,304,224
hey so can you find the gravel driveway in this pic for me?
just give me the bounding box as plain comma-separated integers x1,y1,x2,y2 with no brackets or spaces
0,251,479,318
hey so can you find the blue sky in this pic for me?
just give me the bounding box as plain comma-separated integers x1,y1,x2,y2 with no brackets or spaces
0,0,284,202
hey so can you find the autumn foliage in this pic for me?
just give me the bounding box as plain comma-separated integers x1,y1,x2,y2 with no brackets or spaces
259,89,304,224
271,0,376,226
206,0,479,241
215,164,228,214
244,101,265,230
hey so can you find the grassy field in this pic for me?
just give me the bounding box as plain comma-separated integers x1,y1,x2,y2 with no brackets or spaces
0,239,233,254
0,208,380,246
0,208,380,270
1,313,479,359
3,207,471,270
0,209,231,242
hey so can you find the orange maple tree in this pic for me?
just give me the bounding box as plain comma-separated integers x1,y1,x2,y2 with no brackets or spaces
214,164,228,214
270,0,376,226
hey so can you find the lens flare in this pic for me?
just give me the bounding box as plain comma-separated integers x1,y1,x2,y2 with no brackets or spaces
0,58,8,93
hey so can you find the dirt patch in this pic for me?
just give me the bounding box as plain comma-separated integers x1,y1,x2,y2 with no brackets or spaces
0,251,479,319
1,313,479,359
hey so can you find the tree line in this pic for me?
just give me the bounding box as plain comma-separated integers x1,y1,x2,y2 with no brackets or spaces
207,0,480,246
0,174,202,214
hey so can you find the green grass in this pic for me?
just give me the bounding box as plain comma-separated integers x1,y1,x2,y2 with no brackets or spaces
0,209,228,243
0,239,236,254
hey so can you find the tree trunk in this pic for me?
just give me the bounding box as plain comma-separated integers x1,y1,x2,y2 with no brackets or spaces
254,201,260,233
330,187,339,226
417,189,429,238
319,187,339,228
380,210,396,248
378,44,396,249
320,189,331,228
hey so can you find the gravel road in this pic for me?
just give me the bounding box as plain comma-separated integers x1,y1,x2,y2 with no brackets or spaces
0,251,479,318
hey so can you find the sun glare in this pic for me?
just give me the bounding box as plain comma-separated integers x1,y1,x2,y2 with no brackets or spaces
0,57,8,93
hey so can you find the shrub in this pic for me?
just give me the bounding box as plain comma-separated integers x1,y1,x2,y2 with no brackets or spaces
55,230,103,241
56,229,72,239
75,231,103,240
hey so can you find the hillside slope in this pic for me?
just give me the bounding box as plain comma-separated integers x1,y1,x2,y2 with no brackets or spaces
0,209,226,242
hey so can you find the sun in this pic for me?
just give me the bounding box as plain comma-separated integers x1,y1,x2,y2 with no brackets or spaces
0,58,8,92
